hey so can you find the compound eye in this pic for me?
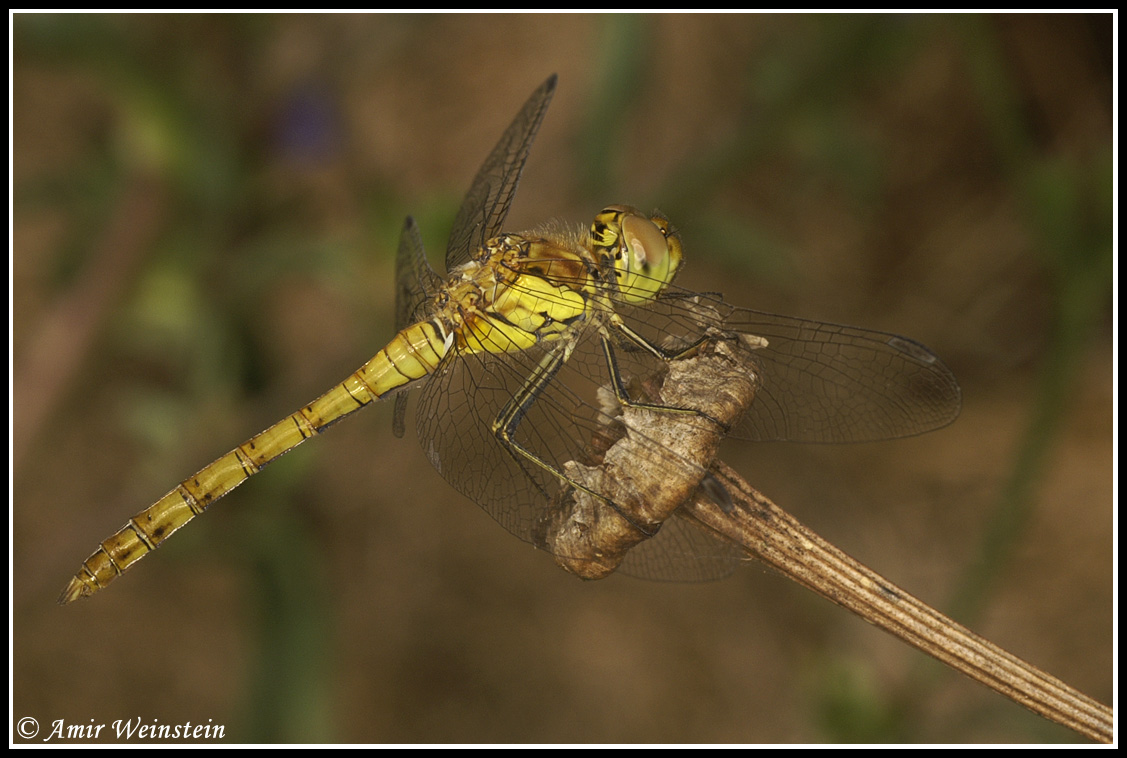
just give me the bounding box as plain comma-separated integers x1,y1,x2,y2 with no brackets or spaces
620,214,669,272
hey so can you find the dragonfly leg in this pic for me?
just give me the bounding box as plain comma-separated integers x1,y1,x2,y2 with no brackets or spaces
602,328,729,432
615,320,713,361
491,342,659,538
601,330,738,514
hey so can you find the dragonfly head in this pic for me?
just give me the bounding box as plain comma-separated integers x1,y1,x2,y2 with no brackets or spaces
591,205,683,304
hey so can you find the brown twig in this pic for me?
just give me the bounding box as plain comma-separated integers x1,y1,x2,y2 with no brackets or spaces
544,335,1112,742
685,462,1113,743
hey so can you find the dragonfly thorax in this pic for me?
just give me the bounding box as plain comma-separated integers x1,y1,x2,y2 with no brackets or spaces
439,234,595,357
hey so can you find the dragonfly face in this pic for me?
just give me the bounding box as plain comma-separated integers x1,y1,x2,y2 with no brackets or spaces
60,74,960,602
589,205,683,305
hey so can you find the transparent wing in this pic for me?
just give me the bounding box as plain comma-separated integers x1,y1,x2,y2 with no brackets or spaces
407,257,960,580
444,75,558,272
395,216,443,329
392,216,443,439
618,288,962,444
413,308,742,582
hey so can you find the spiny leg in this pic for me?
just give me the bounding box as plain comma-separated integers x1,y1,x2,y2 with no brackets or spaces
605,322,729,431
603,327,735,512
490,342,660,538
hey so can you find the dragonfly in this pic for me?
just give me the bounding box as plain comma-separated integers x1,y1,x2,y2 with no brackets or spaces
59,74,961,603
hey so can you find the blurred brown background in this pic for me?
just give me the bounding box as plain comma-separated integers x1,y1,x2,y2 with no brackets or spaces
13,13,1111,744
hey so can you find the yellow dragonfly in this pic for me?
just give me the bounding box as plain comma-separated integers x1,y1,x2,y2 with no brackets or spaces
60,75,961,603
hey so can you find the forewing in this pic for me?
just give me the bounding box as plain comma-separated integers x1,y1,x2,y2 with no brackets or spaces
619,290,962,444
444,75,558,272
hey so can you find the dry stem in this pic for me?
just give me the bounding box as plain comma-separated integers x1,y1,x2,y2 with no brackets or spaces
544,335,1112,742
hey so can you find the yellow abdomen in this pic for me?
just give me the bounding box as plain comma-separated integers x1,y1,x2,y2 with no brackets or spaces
59,319,452,603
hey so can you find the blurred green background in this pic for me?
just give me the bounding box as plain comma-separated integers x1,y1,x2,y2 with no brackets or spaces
13,13,1111,743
